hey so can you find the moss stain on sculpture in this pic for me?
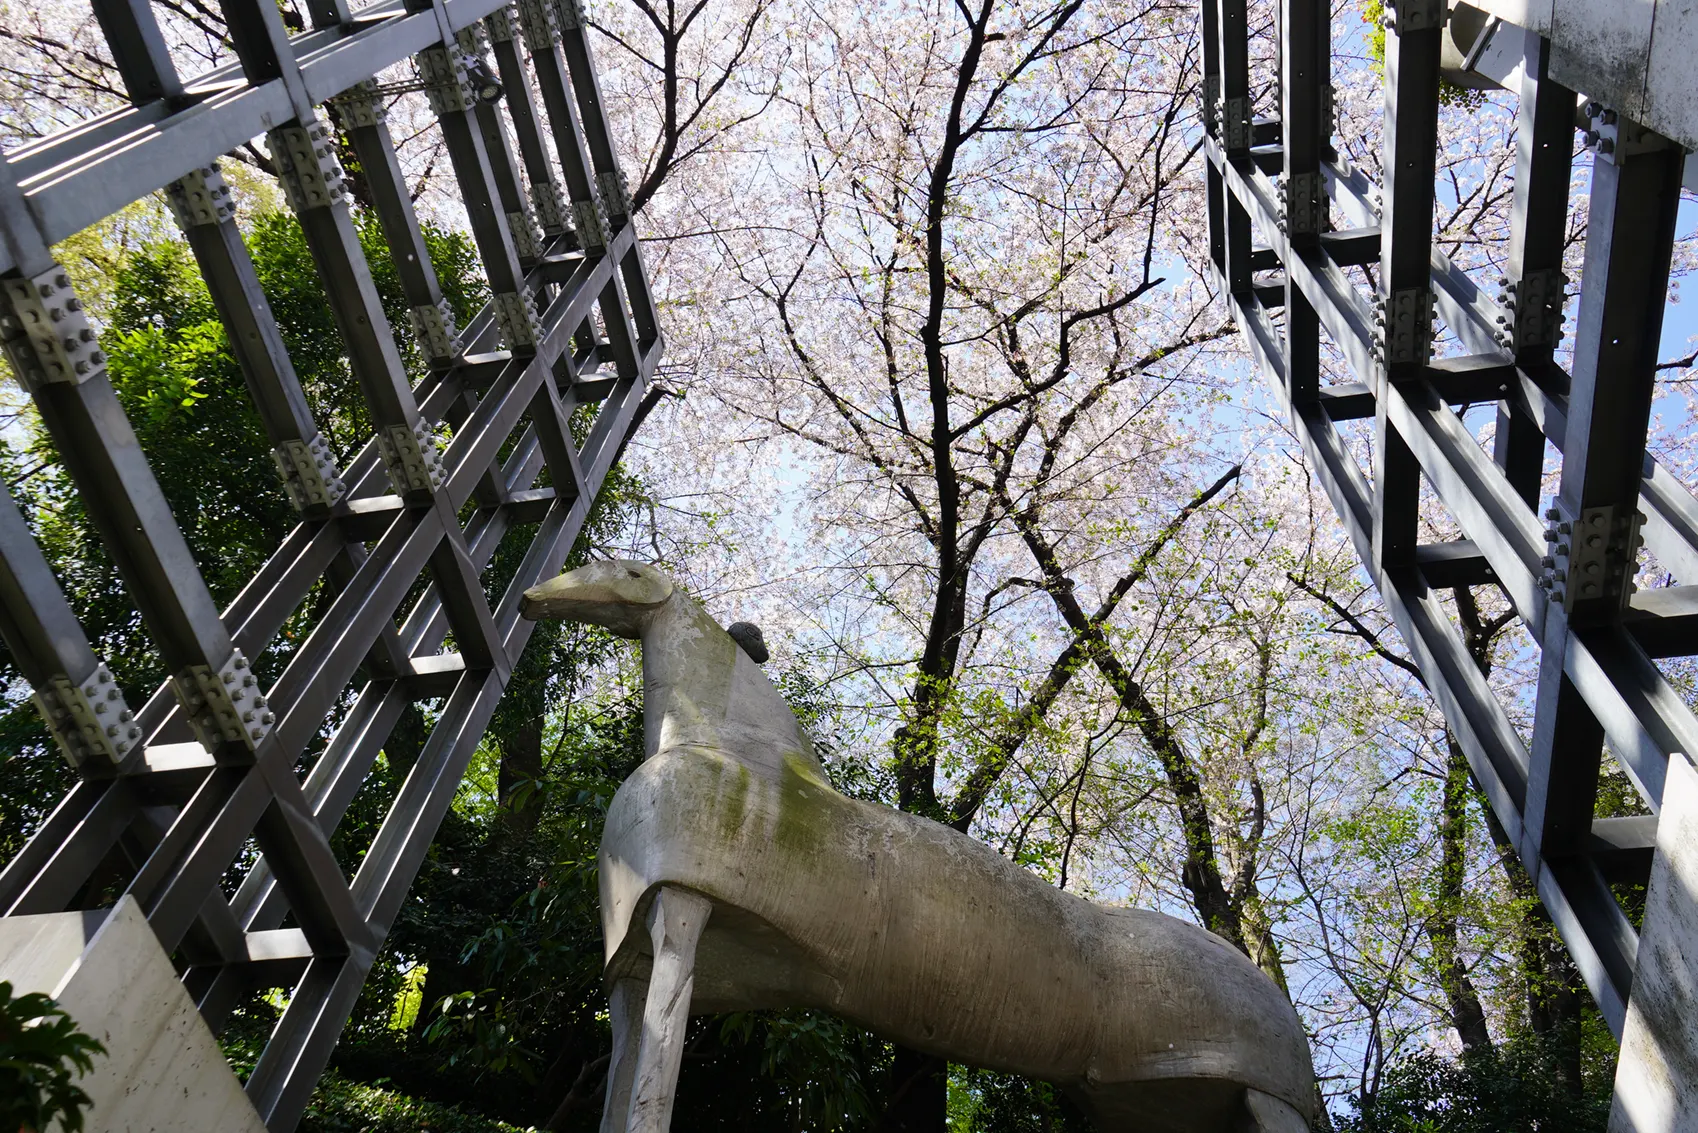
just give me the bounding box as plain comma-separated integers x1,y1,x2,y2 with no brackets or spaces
774,753,832,860
713,760,751,845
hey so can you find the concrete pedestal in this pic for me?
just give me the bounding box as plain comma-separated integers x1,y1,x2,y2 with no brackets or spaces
0,895,266,1133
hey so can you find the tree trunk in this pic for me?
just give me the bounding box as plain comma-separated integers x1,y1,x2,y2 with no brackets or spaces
543,1051,609,1130
1428,734,1493,1054
1237,886,1293,994
1005,492,1276,972
1481,809,1585,1093
408,950,474,1042
877,1045,948,1133
496,715,546,841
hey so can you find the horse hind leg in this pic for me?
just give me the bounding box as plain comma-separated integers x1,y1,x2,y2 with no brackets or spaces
621,886,714,1133
1239,1088,1311,1133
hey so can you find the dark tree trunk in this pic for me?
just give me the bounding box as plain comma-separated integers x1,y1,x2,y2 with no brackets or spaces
1481,808,1586,1094
496,715,546,841
1427,733,1494,1054
877,1045,948,1133
1525,915,1585,1095
543,1050,610,1130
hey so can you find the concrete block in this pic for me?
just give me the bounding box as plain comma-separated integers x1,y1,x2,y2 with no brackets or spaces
1467,0,1555,37
1461,0,1697,172
1548,0,1655,124
1610,754,1698,1133
0,896,266,1133
1645,0,1698,152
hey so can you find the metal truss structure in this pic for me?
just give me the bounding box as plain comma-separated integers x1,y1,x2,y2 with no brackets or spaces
0,0,659,1125
1203,0,1698,1113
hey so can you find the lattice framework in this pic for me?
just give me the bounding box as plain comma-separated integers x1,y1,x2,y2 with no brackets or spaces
0,0,660,1125
1202,0,1696,1109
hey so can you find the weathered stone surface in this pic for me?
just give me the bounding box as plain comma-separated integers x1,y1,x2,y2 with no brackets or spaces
1609,753,1698,1133
523,560,1316,1132
1461,0,1698,154
0,896,266,1133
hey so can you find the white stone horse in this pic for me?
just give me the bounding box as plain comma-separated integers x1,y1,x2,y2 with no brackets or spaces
521,561,1315,1133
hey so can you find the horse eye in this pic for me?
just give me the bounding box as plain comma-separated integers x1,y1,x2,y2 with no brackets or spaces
627,569,641,579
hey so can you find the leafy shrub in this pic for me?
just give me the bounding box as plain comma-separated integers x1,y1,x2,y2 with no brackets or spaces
299,1070,537,1133
0,981,105,1133
1338,1032,1612,1133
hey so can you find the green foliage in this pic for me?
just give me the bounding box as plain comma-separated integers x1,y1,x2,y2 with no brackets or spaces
947,1066,1092,1133
0,981,106,1133
1339,1032,1614,1133
300,1070,536,1133
1360,0,1388,72
717,1010,887,1129
1358,1,1488,109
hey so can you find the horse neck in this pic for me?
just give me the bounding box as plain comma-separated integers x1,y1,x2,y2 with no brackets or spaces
636,596,826,783
638,596,740,760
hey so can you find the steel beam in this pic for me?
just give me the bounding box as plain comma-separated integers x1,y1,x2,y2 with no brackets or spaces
1203,0,1698,1089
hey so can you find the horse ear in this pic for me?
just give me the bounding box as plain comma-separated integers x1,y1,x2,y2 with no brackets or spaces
727,622,768,663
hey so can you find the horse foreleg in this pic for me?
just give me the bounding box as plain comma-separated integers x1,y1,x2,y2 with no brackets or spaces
623,886,713,1133
598,977,647,1133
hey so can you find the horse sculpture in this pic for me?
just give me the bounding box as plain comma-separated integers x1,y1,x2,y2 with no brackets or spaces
521,560,1315,1133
